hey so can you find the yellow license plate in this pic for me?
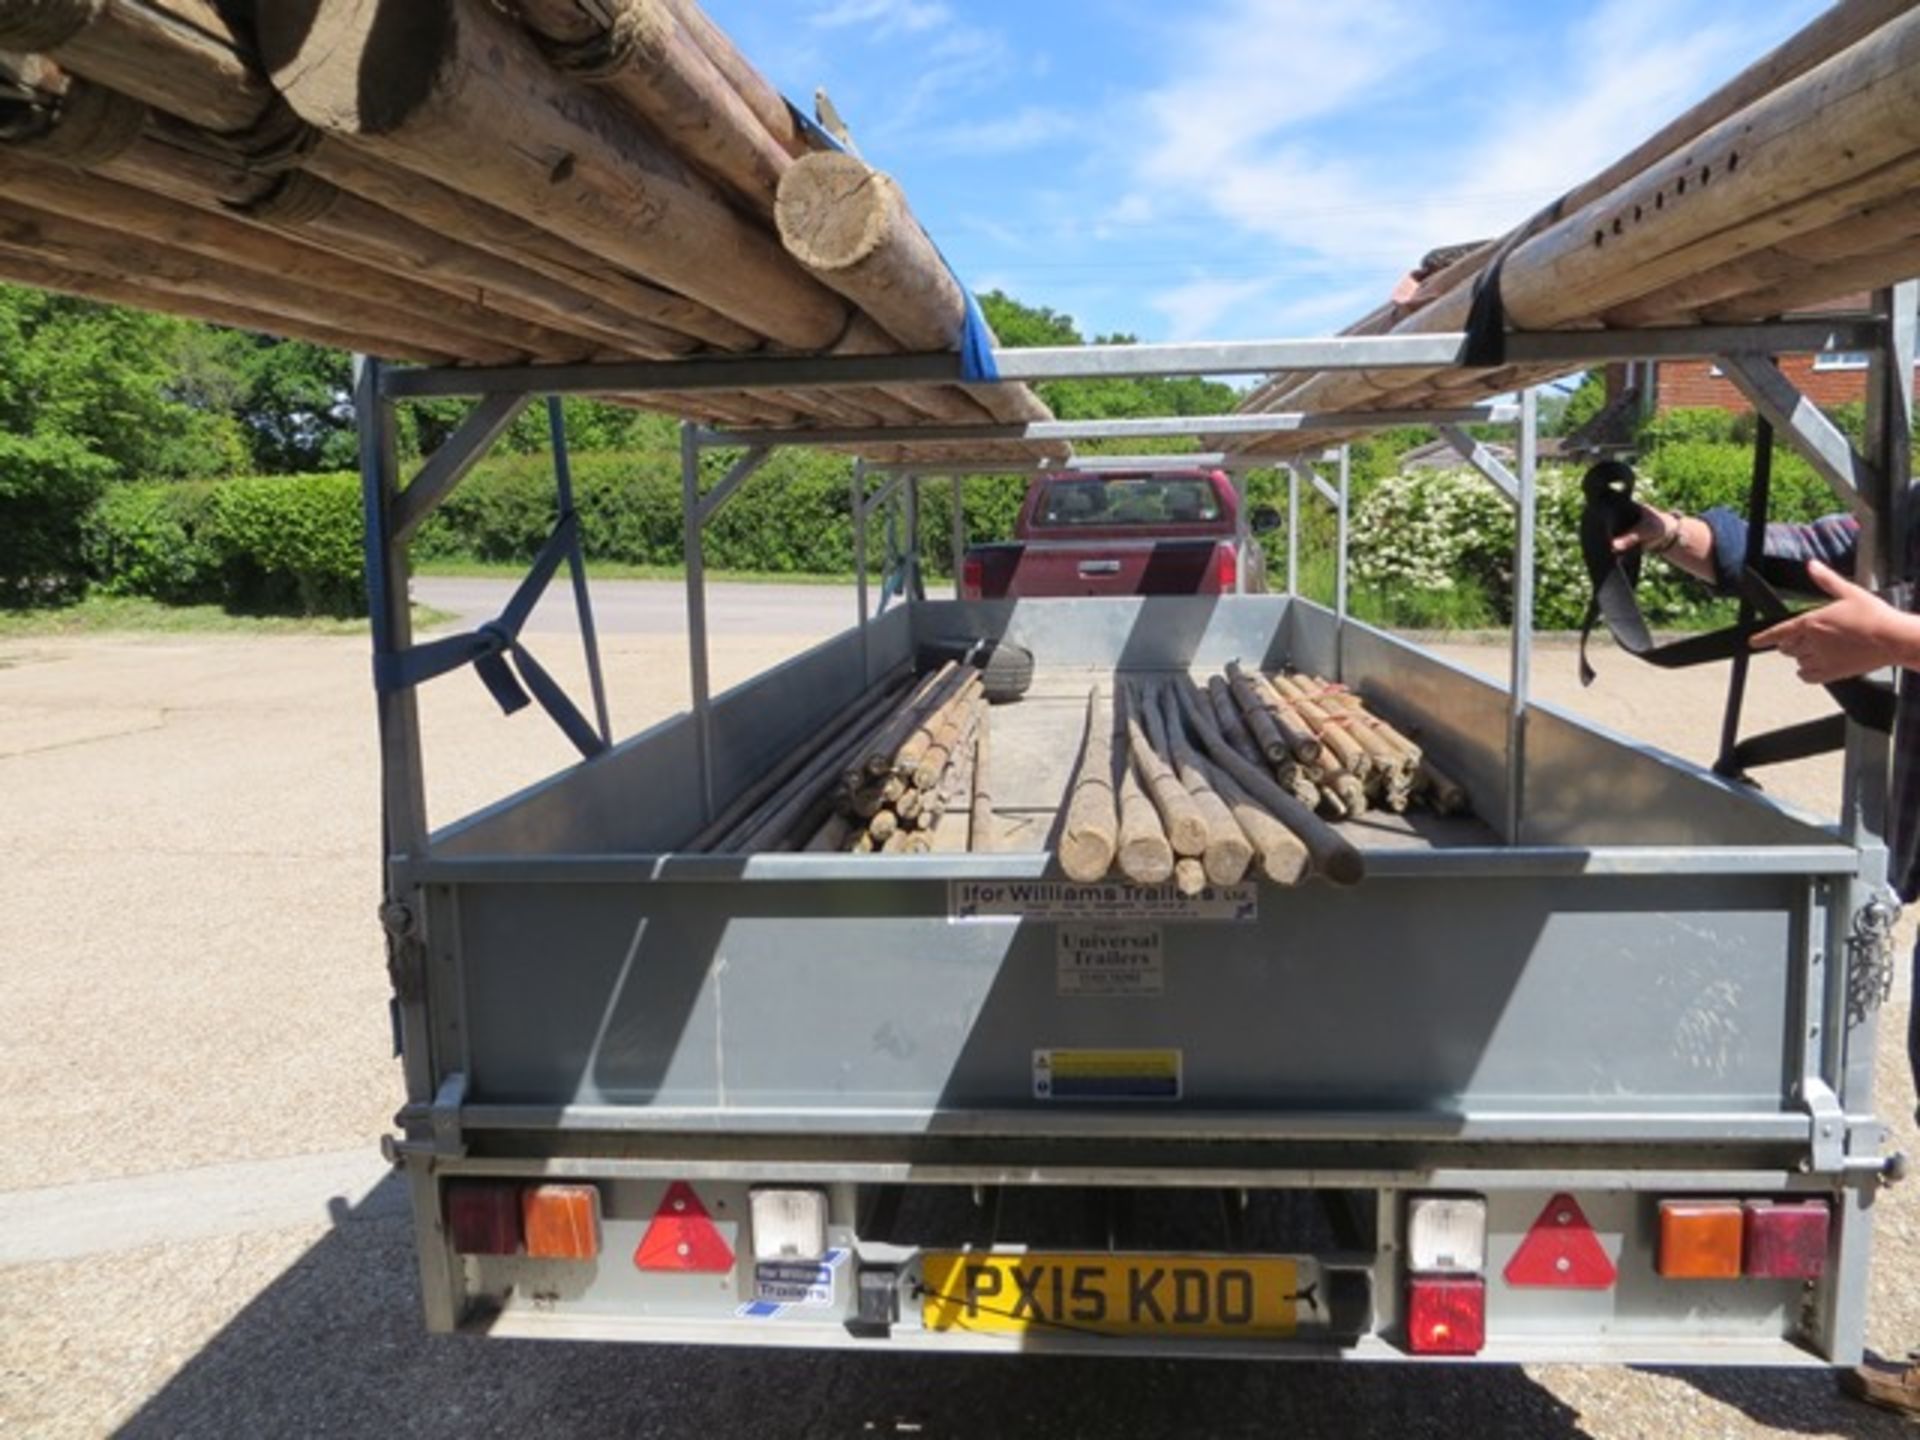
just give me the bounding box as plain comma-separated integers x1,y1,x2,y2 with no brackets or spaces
920,1253,1300,1339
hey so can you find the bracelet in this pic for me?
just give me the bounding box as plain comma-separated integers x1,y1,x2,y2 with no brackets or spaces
1648,511,1685,556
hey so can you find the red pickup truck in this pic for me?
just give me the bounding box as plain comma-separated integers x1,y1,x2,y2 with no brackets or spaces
958,468,1273,599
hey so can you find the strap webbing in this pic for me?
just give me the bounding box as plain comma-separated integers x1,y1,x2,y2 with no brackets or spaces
374,512,608,760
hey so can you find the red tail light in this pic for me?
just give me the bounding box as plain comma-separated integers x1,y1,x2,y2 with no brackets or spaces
961,555,984,599
446,1181,523,1256
1743,1200,1829,1279
1406,1276,1485,1355
1215,542,1238,592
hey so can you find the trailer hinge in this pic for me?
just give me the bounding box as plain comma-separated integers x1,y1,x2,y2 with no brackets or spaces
431,1072,468,1159
1797,1077,1847,1174
379,898,427,1004
1846,892,1900,1028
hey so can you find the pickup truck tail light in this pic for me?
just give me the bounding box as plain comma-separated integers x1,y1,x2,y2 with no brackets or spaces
960,555,984,600
1214,542,1237,592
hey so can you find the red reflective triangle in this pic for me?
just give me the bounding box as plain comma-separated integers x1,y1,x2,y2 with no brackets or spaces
633,1181,735,1273
1504,1193,1617,1289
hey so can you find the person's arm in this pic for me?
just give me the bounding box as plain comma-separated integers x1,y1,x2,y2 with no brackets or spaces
1610,504,1717,584
1753,560,1920,682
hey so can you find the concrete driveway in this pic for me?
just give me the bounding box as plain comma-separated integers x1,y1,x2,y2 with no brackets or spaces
2,605,1915,1438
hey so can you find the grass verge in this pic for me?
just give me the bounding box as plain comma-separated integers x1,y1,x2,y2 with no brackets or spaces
0,595,452,638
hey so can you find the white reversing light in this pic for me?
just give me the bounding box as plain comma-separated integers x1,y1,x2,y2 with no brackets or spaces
1408,1196,1488,1274
750,1188,829,1262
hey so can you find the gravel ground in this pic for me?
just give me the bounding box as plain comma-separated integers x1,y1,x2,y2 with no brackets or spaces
2,593,1916,1438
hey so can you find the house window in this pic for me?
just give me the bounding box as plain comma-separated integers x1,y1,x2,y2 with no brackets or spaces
1813,351,1871,371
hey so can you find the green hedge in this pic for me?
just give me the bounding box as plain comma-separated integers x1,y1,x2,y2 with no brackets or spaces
0,432,115,605
82,472,364,616
59,425,1894,626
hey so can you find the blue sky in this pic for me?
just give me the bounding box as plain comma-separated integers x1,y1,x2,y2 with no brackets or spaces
706,0,1830,343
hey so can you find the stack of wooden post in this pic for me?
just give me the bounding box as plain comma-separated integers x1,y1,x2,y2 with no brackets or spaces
0,0,1062,465
1057,680,1366,891
805,663,994,854
690,662,997,854
1202,663,1469,821
1230,0,1920,456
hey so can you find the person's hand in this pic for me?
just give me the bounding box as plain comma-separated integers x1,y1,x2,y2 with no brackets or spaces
1612,505,1676,555
1751,560,1905,683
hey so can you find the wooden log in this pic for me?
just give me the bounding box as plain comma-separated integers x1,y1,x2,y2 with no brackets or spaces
1418,760,1472,818
1115,753,1174,886
0,7,776,350
1224,669,1291,766
0,0,271,133
302,142,759,351
14,105,695,361
1226,662,1320,766
1295,677,1414,784
1152,684,1252,887
1171,857,1207,898
895,672,981,782
896,788,924,822
0,245,449,359
1200,754,1310,887
1205,675,1267,770
1120,683,1208,858
1171,680,1365,887
1269,673,1372,780
723,689,908,852
0,151,575,361
511,0,790,212
968,711,998,853
664,0,807,158
0,192,518,361
1059,685,1119,883
255,0,850,349
803,811,854,853
910,675,983,789
687,669,909,849
845,661,957,788
869,808,900,843
774,149,1057,429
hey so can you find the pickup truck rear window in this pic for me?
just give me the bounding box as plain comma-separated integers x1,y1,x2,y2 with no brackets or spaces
1034,478,1222,528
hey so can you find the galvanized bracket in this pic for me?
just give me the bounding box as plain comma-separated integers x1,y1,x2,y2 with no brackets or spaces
1719,354,1880,522
1439,425,1521,507
1798,1076,1847,1174
391,393,533,545
431,1071,469,1160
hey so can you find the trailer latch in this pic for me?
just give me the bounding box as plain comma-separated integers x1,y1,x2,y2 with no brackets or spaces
431,1071,469,1159
1797,1077,1846,1175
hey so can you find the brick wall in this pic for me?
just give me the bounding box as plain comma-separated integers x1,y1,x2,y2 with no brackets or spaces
1655,355,1919,413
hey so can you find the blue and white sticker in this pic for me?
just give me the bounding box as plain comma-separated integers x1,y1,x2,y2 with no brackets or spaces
738,1248,849,1318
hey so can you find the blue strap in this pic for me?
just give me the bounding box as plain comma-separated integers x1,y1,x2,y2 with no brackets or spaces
784,98,999,383
374,513,608,759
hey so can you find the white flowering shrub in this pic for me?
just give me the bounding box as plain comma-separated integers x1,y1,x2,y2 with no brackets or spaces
1351,465,1732,631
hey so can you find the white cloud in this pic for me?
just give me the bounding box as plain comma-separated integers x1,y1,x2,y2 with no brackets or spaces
809,0,951,36
1150,278,1276,342
1123,0,1827,334
925,105,1080,155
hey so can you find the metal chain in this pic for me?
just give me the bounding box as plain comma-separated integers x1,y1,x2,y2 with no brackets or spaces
1846,892,1901,1028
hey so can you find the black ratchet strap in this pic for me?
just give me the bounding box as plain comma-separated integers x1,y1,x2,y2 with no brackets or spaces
1576,447,1893,769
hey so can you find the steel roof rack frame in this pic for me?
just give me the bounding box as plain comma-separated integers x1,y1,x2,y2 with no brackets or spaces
357,295,1911,1083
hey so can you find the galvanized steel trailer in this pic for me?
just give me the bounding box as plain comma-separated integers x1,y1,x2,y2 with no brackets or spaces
360,291,1912,1363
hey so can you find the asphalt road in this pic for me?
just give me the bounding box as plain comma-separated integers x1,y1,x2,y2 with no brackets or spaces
413,576,891,638
2,600,1916,1438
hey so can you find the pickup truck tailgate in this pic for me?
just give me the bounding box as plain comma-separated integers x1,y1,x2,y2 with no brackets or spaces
998,540,1226,597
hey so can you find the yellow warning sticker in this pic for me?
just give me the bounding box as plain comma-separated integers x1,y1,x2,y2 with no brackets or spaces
1033,1048,1182,1100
